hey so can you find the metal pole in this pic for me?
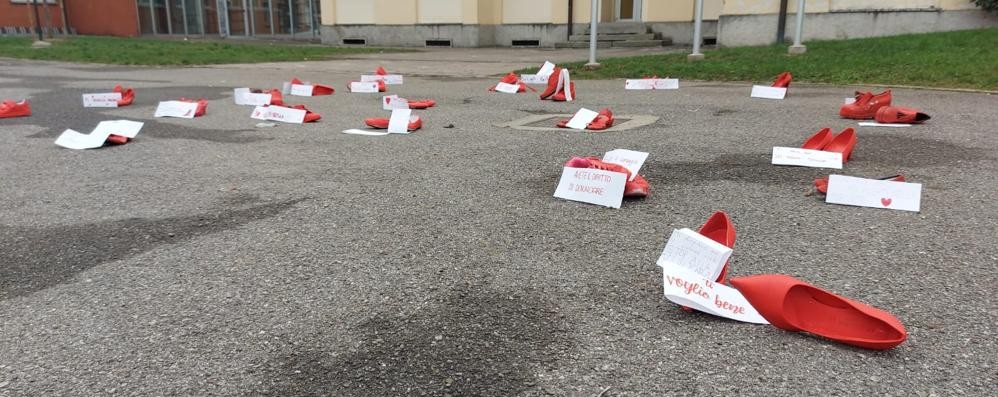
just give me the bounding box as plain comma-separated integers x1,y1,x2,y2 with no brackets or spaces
149,0,158,34
165,0,173,35
788,0,806,54
585,0,599,68
247,0,255,35
308,0,314,39
268,0,274,35
776,0,788,44
688,0,704,61
242,0,250,35
197,0,205,36
289,0,295,38
181,0,189,36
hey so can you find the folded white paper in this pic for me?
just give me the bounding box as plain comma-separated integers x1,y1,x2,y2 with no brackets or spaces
603,149,649,181
92,120,144,138
361,74,404,84
825,174,922,212
350,82,379,93
553,166,627,209
289,84,314,97
494,82,520,94
625,78,679,90
387,109,413,134
858,122,911,128
382,95,409,110
771,147,843,169
751,85,787,100
82,93,121,108
660,262,769,324
656,228,732,281
154,101,199,119
565,108,599,130
54,129,111,150
250,105,306,124
537,61,556,77
233,88,272,106
519,74,549,85
342,129,390,136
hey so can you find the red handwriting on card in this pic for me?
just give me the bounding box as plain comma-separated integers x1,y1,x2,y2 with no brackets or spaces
664,275,709,299
714,295,746,315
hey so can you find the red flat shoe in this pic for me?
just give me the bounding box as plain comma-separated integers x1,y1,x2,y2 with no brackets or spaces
375,66,388,76
814,174,904,194
772,72,792,88
555,108,614,130
801,128,833,150
105,134,129,145
625,174,649,197
408,99,436,109
364,115,422,131
539,67,562,100
875,106,930,124
0,99,31,118
730,274,907,350
551,82,576,102
698,211,736,283
490,72,522,92
823,128,857,163
113,85,135,107
178,97,208,117
840,90,891,119
289,104,321,122
312,84,335,96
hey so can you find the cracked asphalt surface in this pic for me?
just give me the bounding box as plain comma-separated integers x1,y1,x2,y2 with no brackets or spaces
1,52,996,396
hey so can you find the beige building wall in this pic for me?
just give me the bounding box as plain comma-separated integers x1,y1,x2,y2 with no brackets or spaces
332,0,374,24
723,0,974,15
418,0,464,24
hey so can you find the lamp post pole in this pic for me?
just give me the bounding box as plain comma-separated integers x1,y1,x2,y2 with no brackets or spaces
585,0,600,69
688,0,704,61
789,0,807,54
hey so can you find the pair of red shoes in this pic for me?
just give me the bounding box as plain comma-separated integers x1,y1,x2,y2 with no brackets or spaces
556,108,614,131
251,88,284,106
265,104,320,122
113,85,135,107
539,67,575,101
772,72,792,88
688,211,907,350
178,97,208,117
840,90,931,123
801,127,858,163
814,174,905,194
489,72,536,93
0,99,31,118
407,99,436,110
564,156,648,197
364,115,423,131
290,77,335,95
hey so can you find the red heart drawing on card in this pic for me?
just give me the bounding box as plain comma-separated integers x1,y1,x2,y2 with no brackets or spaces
385,97,391,104
881,198,892,207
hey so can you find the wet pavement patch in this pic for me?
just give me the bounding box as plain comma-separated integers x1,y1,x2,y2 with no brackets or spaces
498,113,659,132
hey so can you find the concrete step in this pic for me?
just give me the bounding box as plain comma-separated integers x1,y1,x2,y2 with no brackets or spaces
611,39,671,48
569,33,656,42
585,22,646,35
554,41,612,49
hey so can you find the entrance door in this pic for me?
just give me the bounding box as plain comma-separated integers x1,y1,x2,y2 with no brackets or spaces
615,0,641,21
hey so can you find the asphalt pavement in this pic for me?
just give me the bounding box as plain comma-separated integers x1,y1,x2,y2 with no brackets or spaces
0,51,996,396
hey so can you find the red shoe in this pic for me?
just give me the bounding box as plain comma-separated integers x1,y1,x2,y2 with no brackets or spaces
551,82,576,102
105,135,129,145
801,128,833,150
875,106,930,124
113,85,135,106
0,99,31,118
539,67,562,99
814,174,904,194
289,104,321,122
730,274,907,350
364,115,423,131
698,211,736,283
178,97,208,117
772,72,792,88
312,84,335,96
823,128,857,163
377,80,387,92
490,72,521,92
564,156,648,197
556,108,613,130
840,90,891,119
251,89,284,106
408,99,436,109
375,66,388,76
290,77,304,85
625,174,650,198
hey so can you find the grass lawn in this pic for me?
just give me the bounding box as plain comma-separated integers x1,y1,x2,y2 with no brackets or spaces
525,28,998,90
0,36,402,66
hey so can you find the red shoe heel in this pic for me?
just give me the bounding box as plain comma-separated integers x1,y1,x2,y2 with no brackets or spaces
771,72,792,88
539,68,562,100
730,274,907,350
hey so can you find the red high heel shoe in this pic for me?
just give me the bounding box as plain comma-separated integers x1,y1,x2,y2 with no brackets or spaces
814,174,905,194
730,274,907,350
105,135,129,145
823,128,857,163
840,90,891,119
539,67,562,100
772,72,792,88
698,211,736,283
408,99,436,109
875,106,930,124
801,128,833,150
113,85,135,107
490,72,530,93
312,84,335,96
374,66,388,76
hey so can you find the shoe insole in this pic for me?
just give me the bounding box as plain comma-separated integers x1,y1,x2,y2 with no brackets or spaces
784,286,904,341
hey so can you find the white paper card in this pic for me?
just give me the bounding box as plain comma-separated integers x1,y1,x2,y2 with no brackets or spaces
565,108,599,130
603,149,649,181
289,84,314,97
382,95,409,110
771,147,843,169
660,263,769,324
858,122,911,128
54,129,111,150
495,82,520,94
342,129,390,136
92,120,144,138
559,69,573,101
751,85,787,100
625,78,679,90
552,166,627,209
82,93,121,108
350,82,379,93
537,61,556,77
825,174,922,212
250,105,306,124
387,109,413,134
233,88,272,106
154,101,199,119
361,74,404,84
656,228,732,281
281,81,292,95
519,74,549,85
